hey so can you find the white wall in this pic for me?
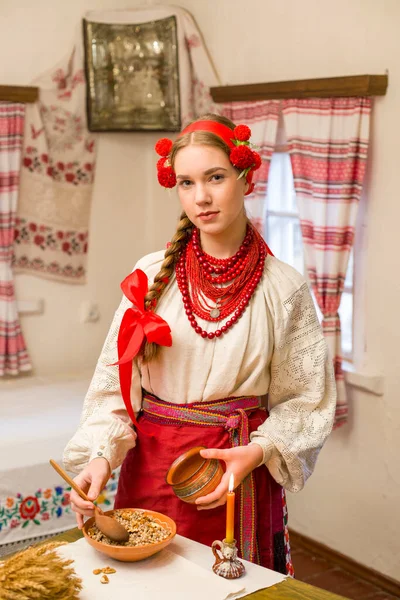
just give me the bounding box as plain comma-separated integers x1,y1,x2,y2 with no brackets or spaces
2,0,400,581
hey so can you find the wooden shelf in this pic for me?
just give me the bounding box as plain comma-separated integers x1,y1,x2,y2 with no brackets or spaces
0,85,39,103
210,74,388,103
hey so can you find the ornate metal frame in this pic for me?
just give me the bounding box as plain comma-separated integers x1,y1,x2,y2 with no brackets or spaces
83,16,181,132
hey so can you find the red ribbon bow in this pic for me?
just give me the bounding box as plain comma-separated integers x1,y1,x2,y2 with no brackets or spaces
112,269,172,430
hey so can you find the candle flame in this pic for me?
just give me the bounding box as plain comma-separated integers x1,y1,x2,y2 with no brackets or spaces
228,473,234,493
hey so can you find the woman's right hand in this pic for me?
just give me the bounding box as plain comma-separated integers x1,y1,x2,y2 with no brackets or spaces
70,457,111,529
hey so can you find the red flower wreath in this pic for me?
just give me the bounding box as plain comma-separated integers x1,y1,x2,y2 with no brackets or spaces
157,166,177,188
230,145,256,170
157,156,176,188
157,157,167,170
155,138,173,157
233,124,251,142
252,150,262,170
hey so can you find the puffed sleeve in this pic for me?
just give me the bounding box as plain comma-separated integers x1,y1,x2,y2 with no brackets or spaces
63,293,141,474
249,275,337,492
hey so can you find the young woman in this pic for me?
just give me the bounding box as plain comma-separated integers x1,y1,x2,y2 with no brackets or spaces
64,114,336,575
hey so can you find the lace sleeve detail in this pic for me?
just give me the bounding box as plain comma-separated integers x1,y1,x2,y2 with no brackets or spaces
250,282,337,492
63,295,141,474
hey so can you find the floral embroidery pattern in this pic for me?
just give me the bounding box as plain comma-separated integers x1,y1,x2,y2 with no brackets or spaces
14,218,88,257
53,66,85,101
15,44,97,285
22,146,94,185
40,105,84,152
0,473,119,532
282,490,295,577
12,255,86,280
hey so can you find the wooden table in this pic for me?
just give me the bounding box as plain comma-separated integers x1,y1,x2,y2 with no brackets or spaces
45,528,348,600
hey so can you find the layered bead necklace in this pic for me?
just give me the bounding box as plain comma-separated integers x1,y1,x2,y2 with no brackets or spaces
175,224,267,339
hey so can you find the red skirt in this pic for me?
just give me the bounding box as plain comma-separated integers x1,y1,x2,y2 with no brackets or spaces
115,397,290,574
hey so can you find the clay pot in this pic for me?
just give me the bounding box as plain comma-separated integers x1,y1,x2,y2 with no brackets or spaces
82,508,176,562
166,446,224,504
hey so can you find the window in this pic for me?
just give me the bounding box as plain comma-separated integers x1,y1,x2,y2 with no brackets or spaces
264,152,354,359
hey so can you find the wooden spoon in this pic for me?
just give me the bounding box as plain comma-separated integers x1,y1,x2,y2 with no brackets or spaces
49,459,129,543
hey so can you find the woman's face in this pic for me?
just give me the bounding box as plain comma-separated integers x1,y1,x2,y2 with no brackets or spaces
174,144,247,238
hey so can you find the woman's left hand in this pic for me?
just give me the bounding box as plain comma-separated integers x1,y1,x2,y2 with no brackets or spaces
195,444,264,510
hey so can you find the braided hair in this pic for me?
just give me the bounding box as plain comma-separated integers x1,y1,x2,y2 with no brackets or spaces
142,211,192,361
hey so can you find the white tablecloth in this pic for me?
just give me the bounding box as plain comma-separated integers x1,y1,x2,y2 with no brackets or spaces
58,535,286,600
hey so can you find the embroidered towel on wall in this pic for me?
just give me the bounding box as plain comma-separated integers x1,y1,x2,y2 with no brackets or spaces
13,6,219,284
13,43,96,284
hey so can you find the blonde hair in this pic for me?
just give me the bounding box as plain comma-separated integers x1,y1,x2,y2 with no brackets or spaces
142,113,237,362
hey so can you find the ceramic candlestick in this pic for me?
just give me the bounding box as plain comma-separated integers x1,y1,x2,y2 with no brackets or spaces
211,538,245,579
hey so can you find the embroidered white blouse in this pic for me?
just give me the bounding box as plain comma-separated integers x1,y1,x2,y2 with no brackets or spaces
63,250,336,493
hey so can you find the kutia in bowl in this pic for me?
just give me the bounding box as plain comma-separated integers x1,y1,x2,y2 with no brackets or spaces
166,446,224,504
83,508,176,562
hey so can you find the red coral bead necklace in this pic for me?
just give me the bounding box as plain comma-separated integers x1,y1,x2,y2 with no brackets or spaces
175,224,267,339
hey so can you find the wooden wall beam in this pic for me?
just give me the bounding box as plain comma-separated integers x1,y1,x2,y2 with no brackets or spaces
210,74,388,103
0,85,39,104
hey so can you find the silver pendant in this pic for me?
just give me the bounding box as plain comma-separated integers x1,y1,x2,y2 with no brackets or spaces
210,308,220,319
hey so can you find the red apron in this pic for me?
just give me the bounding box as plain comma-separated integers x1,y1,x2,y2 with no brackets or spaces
114,393,292,574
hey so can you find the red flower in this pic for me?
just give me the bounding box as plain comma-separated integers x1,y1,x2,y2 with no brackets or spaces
233,125,251,142
26,146,34,154
14,229,19,240
34,235,45,246
252,151,262,170
23,157,32,167
29,223,37,232
157,157,167,170
62,492,70,506
157,166,176,188
84,162,93,171
78,233,86,241
56,231,64,239
65,173,75,182
57,161,65,171
41,153,49,163
62,242,70,252
47,166,54,177
155,138,173,157
42,512,50,521
19,496,40,520
83,243,88,253
230,145,255,170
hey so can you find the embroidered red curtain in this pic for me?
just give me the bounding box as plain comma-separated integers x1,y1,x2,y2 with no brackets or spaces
0,103,32,375
282,97,371,426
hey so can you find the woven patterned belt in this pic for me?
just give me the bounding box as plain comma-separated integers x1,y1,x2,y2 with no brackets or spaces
142,392,261,562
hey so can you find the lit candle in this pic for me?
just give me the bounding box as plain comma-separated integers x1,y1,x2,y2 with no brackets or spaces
225,473,235,543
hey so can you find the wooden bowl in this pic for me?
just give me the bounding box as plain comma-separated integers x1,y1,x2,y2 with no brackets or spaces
82,508,176,562
166,446,224,504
